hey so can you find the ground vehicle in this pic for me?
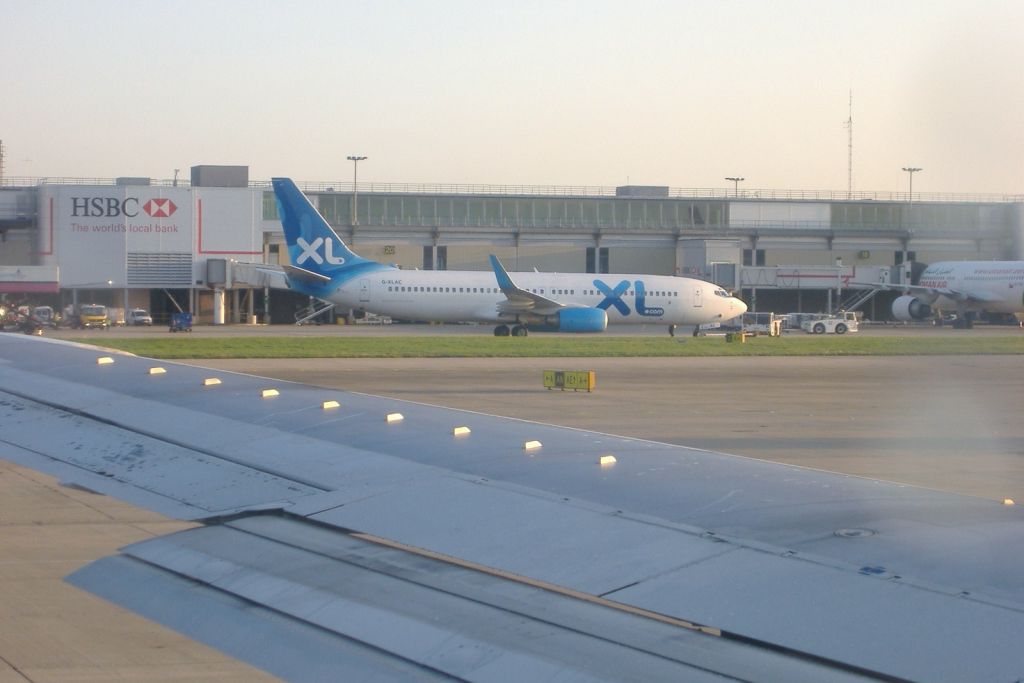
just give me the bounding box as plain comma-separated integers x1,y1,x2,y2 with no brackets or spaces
0,307,44,335
722,312,783,337
802,311,859,335
32,306,57,327
169,312,193,332
128,308,153,326
76,304,109,329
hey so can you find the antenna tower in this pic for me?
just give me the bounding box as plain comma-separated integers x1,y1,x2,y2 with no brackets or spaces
843,92,853,198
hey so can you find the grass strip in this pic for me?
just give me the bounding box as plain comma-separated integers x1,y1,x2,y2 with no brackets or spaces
67,334,1024,359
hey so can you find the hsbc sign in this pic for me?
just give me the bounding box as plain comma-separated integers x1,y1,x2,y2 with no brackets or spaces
71,196,178,218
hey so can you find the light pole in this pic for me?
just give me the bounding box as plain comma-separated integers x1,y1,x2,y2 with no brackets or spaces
725,176,745,197
347,155,367,225
902,167,922,202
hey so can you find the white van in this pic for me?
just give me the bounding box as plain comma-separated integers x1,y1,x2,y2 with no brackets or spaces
128,308,153,326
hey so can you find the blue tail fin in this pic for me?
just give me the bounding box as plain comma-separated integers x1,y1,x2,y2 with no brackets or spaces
271,177,375,279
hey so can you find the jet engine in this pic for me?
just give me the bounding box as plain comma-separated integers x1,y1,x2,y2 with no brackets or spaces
892,295,932,321
553,307,608,333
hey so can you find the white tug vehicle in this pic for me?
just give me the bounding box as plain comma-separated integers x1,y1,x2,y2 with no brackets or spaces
801,311,859,335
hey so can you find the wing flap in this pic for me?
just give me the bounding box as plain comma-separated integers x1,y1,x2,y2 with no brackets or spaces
68,516,891,683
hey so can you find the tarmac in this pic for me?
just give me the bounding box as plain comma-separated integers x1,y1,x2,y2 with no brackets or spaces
2,323,1023,681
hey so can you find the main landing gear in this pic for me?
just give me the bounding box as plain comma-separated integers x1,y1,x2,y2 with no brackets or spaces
494,324,529,337
668,324,676,337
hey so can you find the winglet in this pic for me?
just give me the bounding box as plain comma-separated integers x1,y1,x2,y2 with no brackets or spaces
489,255,518,293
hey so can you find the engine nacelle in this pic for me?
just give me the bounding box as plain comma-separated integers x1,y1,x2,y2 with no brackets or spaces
556,307,608,333
892,295,932,321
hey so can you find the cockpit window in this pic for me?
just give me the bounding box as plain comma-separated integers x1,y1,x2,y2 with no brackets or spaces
714,289,730,297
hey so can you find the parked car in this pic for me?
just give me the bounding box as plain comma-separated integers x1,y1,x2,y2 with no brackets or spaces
128,308,153,326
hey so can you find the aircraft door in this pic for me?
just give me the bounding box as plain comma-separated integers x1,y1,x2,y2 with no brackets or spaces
359,279,370,303
693,285,703,308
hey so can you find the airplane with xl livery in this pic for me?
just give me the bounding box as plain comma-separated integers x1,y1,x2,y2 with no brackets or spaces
272,177,746,335
858,260,1024,328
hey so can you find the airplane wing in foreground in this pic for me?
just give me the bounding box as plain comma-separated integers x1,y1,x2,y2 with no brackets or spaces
2,335,1023,682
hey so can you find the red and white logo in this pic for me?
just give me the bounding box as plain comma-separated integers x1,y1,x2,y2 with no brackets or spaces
143,198,177,218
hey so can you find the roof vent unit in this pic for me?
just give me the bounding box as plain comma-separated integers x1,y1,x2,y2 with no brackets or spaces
615,185,669,198
190,165,249,188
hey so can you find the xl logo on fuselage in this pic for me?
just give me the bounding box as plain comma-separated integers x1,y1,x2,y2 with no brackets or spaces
296,236,346,266
593,279,663,317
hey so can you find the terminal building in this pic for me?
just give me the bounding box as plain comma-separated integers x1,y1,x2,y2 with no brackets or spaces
1,164,1022,324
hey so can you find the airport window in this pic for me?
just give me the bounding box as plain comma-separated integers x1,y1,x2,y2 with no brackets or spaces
614,201,630,228
485,200,501,223
262,192,279,220
468,200,484,222
743,249,766,266
707,203,724,226
386,197,402,221
367,196,385,221
895,251,917,265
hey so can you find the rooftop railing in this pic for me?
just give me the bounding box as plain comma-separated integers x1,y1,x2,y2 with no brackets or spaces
2,176,1021,204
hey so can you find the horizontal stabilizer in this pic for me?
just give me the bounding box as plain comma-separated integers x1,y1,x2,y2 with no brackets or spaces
284,264,332,284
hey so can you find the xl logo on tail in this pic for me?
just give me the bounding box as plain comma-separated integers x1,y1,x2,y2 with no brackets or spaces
297,237,346,266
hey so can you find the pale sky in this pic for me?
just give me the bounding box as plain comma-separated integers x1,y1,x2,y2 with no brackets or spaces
2,0,1022,193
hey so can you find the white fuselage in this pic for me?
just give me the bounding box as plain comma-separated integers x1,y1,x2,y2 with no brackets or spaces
325,269,745,326
919,261,1024,314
